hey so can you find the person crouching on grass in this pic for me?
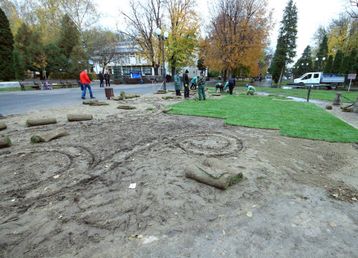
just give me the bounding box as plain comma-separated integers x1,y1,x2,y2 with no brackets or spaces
80,69,95,99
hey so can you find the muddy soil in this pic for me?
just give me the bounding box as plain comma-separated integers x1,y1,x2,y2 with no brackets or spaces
0,95,357,258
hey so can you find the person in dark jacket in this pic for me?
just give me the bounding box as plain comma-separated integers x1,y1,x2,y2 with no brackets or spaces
228,77,236,95
183,70,190,98
104,72,110,86
99,72,104,87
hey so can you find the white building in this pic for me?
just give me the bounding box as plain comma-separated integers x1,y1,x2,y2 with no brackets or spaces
94,38,201,81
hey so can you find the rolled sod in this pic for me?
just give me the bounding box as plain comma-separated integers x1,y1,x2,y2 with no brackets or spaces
82,100,109,106
185,158,243,190
117,105,136,110
26,118,57,127
0,136,11,148
31,128,69,143
0,122,7,131
67,114,93,122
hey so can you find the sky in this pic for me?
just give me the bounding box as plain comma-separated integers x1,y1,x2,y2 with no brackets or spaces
95,0,347,60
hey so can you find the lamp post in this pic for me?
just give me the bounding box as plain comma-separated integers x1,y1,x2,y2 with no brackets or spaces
155,27,169,91
301,62,310,74
315,57,326,71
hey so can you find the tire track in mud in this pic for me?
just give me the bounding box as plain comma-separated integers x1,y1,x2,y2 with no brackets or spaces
1,114,250,257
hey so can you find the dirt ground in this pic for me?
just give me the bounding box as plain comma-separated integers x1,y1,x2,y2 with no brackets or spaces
0,94,357,258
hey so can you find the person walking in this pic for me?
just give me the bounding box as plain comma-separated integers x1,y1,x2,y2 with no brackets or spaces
80,69,94,99
228,76,236,95
183,70,190,98
174,72,182,96
99,71,104,87
104,72,110,86
197,73,206,101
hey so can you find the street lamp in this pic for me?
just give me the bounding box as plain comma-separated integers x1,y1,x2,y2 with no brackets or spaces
155,27,169,91
315,57,326,71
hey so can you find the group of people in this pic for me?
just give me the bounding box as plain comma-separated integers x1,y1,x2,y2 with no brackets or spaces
174,70,207,100
216,78,256,95
79,68,256,100
79,69,112,99
215,77,236,95
98,71,111,88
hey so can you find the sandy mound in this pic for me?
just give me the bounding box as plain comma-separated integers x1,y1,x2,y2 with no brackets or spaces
0,94,357,257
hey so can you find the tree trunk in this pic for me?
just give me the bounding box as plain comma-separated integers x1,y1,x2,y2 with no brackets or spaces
171,66,175,79
223,69,228,82
154,66,159,76
278,64,285,86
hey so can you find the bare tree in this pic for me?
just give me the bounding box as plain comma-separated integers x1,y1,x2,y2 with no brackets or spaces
58,0,99,32
347,0,358,19
121,0,163,75
85,28,120,73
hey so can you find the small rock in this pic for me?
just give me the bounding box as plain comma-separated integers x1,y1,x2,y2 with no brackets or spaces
129,234,143,240
53,175,60,179
325,105,333,110
329,222,337,228
352,197,357,201
129,183,136,189
142,235,158,244
246,211,253,218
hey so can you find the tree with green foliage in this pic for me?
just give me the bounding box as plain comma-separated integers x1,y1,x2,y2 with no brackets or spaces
292,45,313,77
341,48,358,74
166,0,199,77
270,0,298,84
314,34,328,71
44,43,67,78
324,55,334,73
12,48,25,79
0,7,15,80
332,50,344,74
58,14,80,58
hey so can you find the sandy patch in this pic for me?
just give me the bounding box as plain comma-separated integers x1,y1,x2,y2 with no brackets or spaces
0,94,357,257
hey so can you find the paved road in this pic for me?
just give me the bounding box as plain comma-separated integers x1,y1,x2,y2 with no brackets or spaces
0,83,174,115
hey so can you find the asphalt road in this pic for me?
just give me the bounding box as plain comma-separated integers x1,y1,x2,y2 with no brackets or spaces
0,83,174,116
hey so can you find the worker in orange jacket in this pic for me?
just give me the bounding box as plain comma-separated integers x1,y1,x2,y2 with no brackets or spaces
80,69,94,99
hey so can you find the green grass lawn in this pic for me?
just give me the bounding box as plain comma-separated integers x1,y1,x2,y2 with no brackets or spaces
169,95,358,143
206,84,358,103
0,87,24,92
253,86,358,103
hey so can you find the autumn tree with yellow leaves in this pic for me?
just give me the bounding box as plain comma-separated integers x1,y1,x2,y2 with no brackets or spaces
165,0,199,77
202,0,271,80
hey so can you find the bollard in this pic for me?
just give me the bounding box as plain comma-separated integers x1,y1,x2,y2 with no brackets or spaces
306,85,312,102
104,87,114,100
333,92,342,106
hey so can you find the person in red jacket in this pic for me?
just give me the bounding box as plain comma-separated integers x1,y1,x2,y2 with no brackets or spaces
80,69,95,99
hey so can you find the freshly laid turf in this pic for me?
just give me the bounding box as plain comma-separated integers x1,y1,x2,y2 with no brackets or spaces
169,95,358,143
253,86,358,103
